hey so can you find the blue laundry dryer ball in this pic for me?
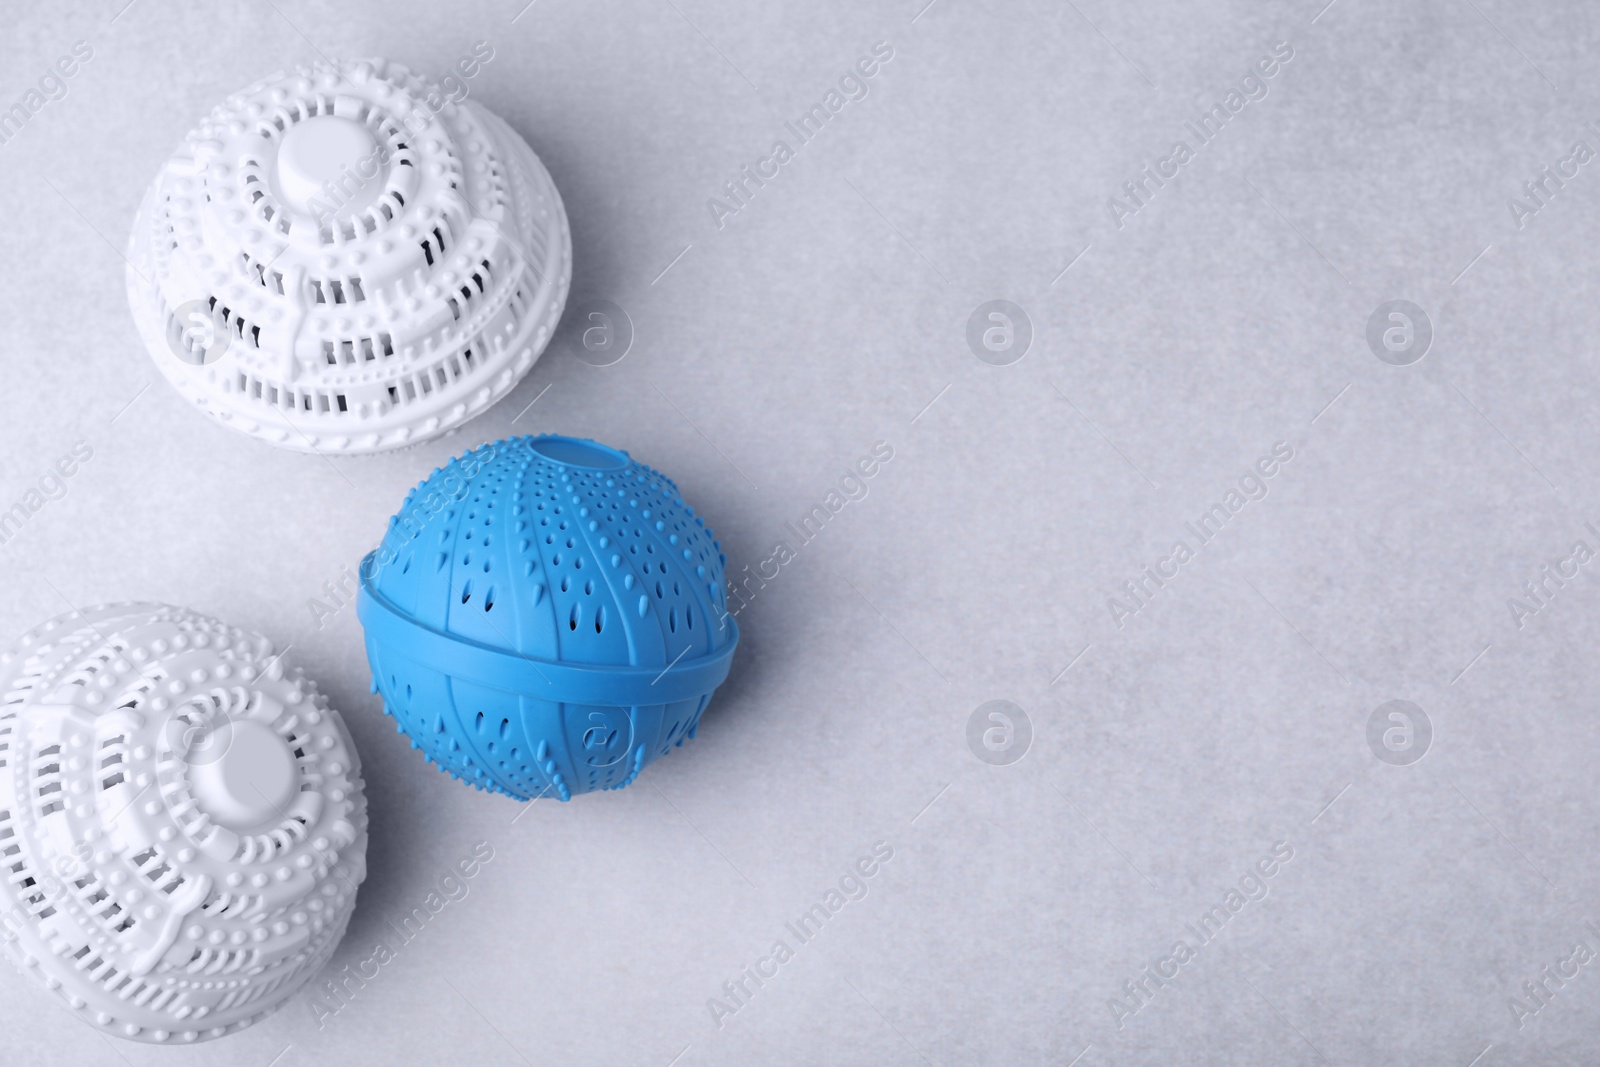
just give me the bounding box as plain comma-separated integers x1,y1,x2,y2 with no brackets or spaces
357,435,739,800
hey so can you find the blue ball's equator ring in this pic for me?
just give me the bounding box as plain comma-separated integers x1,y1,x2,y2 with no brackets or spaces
359,556,739,707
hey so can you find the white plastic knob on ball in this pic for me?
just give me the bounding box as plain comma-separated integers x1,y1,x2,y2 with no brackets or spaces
125,57,572,454
0,604,368,1043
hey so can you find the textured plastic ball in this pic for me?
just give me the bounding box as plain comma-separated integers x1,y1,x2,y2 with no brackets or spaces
0,604,368,1043
358,435,740,800
125,57,572,454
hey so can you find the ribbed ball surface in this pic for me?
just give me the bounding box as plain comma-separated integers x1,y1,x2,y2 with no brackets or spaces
0,604,367,1043
358,436,739,800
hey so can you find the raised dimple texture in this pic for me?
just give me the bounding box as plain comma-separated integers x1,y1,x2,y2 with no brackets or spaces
359,435,738,801
124,57,571,455
0,604,367,1044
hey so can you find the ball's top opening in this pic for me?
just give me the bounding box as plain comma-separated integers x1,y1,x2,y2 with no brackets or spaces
527,435,629,471
274,115,384,216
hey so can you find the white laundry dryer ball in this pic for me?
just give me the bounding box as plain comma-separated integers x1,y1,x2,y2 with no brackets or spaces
126,57,572,454
0,603,368,1043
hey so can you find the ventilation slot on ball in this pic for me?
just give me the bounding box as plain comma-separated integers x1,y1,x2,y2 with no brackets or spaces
113,669,158,711
66,944,168,1009
326,212,373,243
198,297,262,350
199,885,258,917
321,194,410,246
76,872,136,936
419,222,452,267
0,807,53,919
130,846,185,896
165,701,209,746
386,347,482,407
159,197,178,254
235,371,349,416
254,95,340,141
238,162,290,237
62,643,120,688
322,333,394,365
99,734,128,789
241,252,286,295
34,745,64,817
445,260,493,322
310,276,366,304
286,728,316,780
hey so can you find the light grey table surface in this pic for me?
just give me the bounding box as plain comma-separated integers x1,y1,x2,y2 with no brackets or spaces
3,0,1600,1064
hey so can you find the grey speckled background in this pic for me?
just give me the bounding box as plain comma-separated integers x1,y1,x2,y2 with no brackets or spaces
3,0,1600,1064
